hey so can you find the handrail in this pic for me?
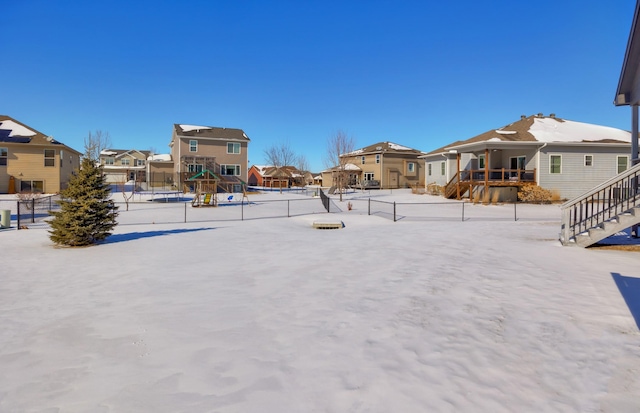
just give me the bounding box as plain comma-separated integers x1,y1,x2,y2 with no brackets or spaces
560,163,640,244
561,162,640,209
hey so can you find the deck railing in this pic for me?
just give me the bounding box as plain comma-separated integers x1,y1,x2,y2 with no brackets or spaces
445,168,536,199
560,163,640,244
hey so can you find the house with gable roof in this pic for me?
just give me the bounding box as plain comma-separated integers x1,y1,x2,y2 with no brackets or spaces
422,113,632,200
170,123,250,193
323,141,425,189
0,115,81,194
99,148,151,185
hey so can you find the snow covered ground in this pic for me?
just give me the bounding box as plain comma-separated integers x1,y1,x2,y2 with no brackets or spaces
1,190,639,412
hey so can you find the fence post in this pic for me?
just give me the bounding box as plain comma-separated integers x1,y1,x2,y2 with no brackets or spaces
17,201,21,229
288,200,290,217
514,200,517,221
242,199,244,221
461,202,465,222
184,202,187,223
393,202,396,222
31,198,35,223
368,198,371,215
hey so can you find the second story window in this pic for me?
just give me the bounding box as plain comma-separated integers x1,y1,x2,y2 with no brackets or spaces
189,140,198,152
0,147,7,166
104,157,115,165
550,155,562,174
375,154,380,164
428,164,432,176
136,159,146,166
227,142,241,154
361,156,365,165
441,161,445,175
44,149,55,167
121,158,131,166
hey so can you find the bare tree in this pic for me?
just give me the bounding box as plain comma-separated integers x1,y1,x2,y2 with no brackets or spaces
263,140,298,192
324,130,356,201
296,154,311,186
84,130,112,161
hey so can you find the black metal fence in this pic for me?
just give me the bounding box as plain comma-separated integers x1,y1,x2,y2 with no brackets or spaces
15,194,61,228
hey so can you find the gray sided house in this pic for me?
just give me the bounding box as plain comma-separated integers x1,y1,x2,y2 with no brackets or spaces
170,124,250,193
422,114,632,201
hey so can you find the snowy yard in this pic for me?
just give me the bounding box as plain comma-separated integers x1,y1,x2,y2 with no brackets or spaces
0,190,639,412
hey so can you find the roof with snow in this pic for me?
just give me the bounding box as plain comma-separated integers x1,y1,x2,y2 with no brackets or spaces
423,114,631,156
0,115,80,153
173,124,250,142
344,141,425,157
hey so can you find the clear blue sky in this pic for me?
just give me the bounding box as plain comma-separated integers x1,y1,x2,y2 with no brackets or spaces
3,0,637,172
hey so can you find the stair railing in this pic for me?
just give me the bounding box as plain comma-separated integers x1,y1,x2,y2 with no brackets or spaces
560,163,640,244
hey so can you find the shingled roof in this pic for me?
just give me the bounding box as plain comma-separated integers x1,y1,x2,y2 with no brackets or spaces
424,114,631,156
0,115,66,146
346,141,424,157
173,124,250,141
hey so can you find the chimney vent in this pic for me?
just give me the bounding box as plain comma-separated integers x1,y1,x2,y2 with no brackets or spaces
550,113,556,118
520,115,526,120
537,113,543,117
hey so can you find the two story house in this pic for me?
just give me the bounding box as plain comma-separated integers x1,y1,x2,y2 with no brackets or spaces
99,149,151,186
0,115,81,194
323,141,425,189
170,124,250,193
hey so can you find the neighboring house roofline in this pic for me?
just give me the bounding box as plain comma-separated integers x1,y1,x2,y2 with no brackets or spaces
615,1,640,106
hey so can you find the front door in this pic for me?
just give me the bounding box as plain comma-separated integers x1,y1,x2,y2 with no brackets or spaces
389,171,399,188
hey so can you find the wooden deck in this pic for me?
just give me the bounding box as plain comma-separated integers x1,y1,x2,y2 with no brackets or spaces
445,169,536,199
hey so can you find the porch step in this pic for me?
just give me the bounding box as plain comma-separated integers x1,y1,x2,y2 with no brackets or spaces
574,206,640,247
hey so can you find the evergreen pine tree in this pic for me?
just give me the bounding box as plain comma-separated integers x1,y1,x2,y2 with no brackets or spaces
49,156,118,246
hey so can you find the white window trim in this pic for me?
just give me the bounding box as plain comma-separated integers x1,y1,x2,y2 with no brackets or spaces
361,156,365,165
428,163,432,176
441,161,445,175
549,154,562,174
189,140,198,152
617,155,629,173
478,155,485,169
221,164,241,176
375,154,380,164
584,155,593,167
407,162,415,173
227,142,241,154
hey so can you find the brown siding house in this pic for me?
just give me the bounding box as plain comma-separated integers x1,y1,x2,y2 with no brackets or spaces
0,115,82,194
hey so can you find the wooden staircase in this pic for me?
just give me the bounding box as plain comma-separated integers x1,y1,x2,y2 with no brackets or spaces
444,171,471,199
560,163,640,247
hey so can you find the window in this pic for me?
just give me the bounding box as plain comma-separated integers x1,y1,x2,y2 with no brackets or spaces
617,156,629,174
584,155,593,167
0,147,7,166
375,154,380,164
221,164,241,176
407,162,415,173
121,158,131,166
428,164,432,176
104,157,115,165
361,156,365,165
227,142,241,154
364,172,375,181
187,164,203,173
550,155,562,174
189,140,198,152
44,149,55,167
478,155,485,169
136,159,145,166
21,180,44,193
441,161,445,175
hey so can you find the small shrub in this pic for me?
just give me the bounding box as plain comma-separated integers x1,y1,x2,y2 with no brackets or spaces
347,201,353,211
426,183,443,196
